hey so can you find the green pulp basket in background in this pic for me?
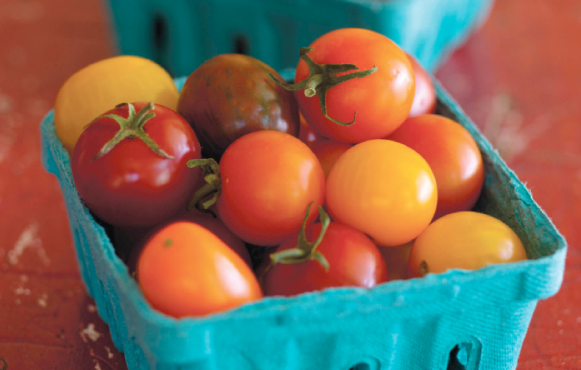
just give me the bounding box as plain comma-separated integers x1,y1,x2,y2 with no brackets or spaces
40,73,566,370
103,0,494,77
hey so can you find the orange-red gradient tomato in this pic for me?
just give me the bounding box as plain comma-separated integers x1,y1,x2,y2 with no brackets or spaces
406,54,437,117
137,221,262,318
298,111,319,147
217,130,326,246
408,211,527,278
261,222,388,296
309,139,353,180
386,114,484,219
294,28,415,143
326,139,437,247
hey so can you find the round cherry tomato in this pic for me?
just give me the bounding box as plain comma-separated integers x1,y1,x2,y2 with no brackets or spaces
293,28,415,143
309,138,353,180
71,102,202,228
298,111,319,147
406,54,437,117
386,114,484,219
326,139,437,247
177,54,300,161
137,221,263,318
261,215,388,296
214,130,325,246
408,211,527,278
55,56,179,155
125,210,252,277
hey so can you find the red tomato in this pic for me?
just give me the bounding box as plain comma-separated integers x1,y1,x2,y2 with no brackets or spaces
125,210,252,278
309,138,353,180
408,211,527,278
261,214,388,296
386,114,484,219
202,130,326,246
71,102,202,228
406,54,437,117
292,28,415,143
138,221,262,317
298,111,319,147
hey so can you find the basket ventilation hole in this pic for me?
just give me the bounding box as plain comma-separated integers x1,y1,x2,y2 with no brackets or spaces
350,362,372,370
447,343,471,370
233,35,249,55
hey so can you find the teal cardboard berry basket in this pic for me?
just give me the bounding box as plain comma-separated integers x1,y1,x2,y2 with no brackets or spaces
40,75,566,370
103,0,494,76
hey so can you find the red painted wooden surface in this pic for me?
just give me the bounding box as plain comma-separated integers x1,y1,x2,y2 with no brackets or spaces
0,0,579,369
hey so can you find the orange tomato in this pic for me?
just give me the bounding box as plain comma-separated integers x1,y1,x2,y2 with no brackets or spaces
326,139,437,247
216,130,326,246
386,114,484,219
408,211,527,278
137,221,262,318
309,138,353,180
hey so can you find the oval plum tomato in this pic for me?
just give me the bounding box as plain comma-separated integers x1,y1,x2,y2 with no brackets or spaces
289,28,415,143
261,207,388,296
177,54,300,161
200,130,325,247
137,221,263,318
386,114,484,219
408,211,527,278
406,54,437,117
309,138,352,180
326,139,437,247
71,102,202,228
126,210,252,278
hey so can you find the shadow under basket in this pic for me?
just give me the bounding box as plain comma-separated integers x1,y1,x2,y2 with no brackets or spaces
40,75,566,370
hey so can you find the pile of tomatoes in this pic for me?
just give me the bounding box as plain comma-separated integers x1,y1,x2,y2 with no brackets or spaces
55,28,527,319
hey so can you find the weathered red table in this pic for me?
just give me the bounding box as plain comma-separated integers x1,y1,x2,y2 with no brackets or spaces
0,0,579,368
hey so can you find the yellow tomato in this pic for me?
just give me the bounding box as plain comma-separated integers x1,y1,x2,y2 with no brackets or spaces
408,211,527,277
54,55,179,155
326,139,437,247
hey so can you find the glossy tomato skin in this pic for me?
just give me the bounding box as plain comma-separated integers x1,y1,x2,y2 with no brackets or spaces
71,102,202,228
126,210,252,278
216,130,326,247
386,114,484,219
326,139,437,247
406,54,437,117
295,28,415,143
408,211,527,278
261,222,388,296
137,221,263,318
177,54,300,160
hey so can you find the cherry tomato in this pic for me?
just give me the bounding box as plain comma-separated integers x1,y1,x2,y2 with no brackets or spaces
408,211,527,278
309,138,353,180
138,221,263,317
177,54,300,161
212,130,325,246
326,139,437,247
406,54,437,117
261,211,388,296
293,28,415,143
298,111,319,147
386,114,484,219
71,102,202,228
125,210,252,277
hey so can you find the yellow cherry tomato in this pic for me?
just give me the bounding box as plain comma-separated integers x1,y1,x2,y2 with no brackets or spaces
54,55,179,155
408,211,528,278
326,139,437,247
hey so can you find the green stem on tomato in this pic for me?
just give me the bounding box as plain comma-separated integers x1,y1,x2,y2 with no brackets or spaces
186,158,221,215
260,203,331,283
88,102,173,161
269,47,378,126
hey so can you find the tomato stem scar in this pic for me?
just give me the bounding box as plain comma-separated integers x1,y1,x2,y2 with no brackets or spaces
0,358,8,370
163,238,173,247
186,158,221,214
419,261,429,276
269,47,377,126
88,102,174,161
